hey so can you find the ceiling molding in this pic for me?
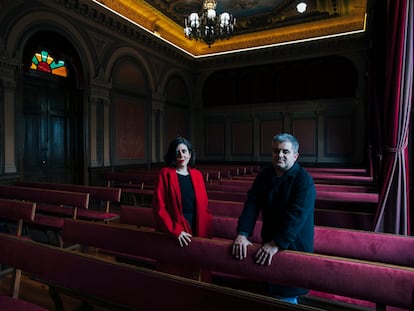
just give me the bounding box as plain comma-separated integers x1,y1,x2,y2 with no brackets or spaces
94,0,367,58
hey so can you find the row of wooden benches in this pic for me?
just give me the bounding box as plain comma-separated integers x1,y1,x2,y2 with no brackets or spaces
0,196,311,311
102,166,377,196
0,233,305,311
197,164,372,185
2,195,413,310
113,205,414,310
102,169,378,205
0,181,125,303
102,165,375,188
0,182,122,246
101,169,379,231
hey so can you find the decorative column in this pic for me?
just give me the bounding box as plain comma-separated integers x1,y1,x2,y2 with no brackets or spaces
225,117,232,161
253,114,261,162
3,80,17,173
90,72,112,167
152,91,166,164
317,109,325,163
0,55,19,174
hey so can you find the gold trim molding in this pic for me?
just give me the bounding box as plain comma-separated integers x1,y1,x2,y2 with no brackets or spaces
94,0,367,57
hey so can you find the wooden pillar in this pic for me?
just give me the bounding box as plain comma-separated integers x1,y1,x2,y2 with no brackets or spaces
90,75,112,168
152,92,166,164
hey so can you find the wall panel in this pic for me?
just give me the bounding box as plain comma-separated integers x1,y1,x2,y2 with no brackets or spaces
231,121,253,156
199,99,363,164
205,122,225,156
260,119,283,155
166,107,189,143
291,117,317,156
325,116,353,156
115,96,146,160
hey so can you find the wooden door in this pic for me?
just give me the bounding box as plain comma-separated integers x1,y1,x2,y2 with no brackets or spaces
22,79,78,183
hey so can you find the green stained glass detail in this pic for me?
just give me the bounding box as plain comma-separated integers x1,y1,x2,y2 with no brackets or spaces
30,50,68,77
31,56,39,65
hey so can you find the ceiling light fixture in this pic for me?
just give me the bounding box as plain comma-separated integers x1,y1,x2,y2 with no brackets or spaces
184,0,236,48
296,2,308,13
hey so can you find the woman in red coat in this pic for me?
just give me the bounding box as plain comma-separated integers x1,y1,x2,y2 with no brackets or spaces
152,136,212,280
153,136,212,246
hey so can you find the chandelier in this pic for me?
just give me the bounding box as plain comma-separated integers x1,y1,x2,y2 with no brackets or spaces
184,0,236,48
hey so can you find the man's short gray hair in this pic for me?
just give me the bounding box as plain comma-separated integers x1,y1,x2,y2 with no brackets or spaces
273,133,299,153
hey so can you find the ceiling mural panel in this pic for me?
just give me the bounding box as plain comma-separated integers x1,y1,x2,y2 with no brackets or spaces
94,0,368,57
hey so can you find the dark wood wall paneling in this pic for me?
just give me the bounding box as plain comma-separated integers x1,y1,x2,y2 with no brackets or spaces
112,58,148,163
165,76,190,144
201,55,361,164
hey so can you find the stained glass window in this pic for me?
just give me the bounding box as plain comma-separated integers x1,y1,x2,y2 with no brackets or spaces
30,50,67,77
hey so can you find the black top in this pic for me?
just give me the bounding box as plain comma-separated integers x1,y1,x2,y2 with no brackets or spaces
177,173,196,230
237,163,315,251
237,163,316,297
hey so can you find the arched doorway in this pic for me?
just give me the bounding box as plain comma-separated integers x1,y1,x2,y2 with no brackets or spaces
20,31,84,183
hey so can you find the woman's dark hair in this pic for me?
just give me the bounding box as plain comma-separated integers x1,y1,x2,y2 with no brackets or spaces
164,136,196,167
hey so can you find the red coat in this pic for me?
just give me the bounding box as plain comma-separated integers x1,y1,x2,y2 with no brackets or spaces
152,167,212,238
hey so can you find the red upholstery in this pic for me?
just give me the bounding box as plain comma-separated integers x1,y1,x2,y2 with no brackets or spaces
14,181,121,203
312,209,374,231
61,219,414,309
30,204,119,222
76,209,119,222
0,185,89,209
315,184,377,193
208,199,254,218
206,190,247,202
208,199,374,230
207,189,378,209
0,199,36,222
0,233,300,311
316,190,378,203
34,203,73,217
308,172,373,184
314,226,414,267
32,214,64,230
119,205,154,228
0,295,47,311
102,171,158,189
119,205,414,267
206,183,251,192
14,182,121,222
211,182,377,193
304,167,368,175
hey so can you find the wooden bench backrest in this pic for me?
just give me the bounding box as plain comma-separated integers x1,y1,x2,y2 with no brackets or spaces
0,198,36,226
308,172,374,185
208,199,375,230
62,219,414,309
214,180,377,194
120,205,154,228
119,205,414,268
304,167,368,175
0,233,305,311
0,198,37,298
14,181,121,203
207,191,376,218
206,190,247,202
0,185,89,209
208,188,378,204
102,172,158,188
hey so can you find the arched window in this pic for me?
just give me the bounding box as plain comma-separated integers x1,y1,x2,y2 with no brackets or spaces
30,50,67,77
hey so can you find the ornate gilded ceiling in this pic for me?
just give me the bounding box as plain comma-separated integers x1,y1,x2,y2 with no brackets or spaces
94,0,367,57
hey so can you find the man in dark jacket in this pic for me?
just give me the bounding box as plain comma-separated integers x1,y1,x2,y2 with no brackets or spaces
232,133,316,304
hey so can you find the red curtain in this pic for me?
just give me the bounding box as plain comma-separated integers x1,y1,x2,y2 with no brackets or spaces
374,0,413,234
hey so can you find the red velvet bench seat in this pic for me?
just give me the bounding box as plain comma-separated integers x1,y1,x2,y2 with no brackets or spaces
0,295,48,311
